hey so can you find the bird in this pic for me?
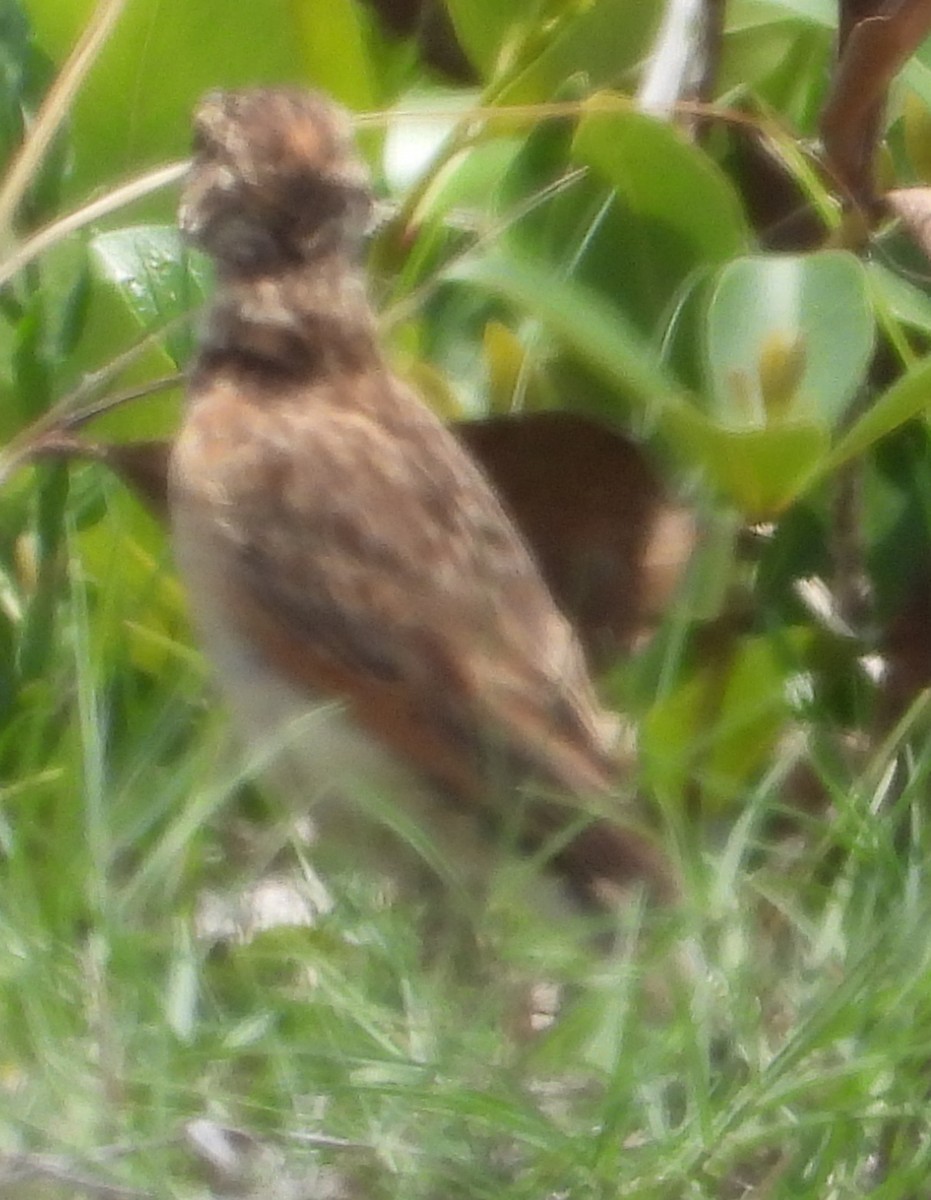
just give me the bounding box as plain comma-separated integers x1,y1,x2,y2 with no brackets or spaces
168,86,674,918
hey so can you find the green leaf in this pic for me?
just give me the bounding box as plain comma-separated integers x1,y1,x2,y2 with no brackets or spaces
720,10,832,126
728,0,834,28
90,225,209,367
0,0,60,227
497,94,581,256
561,108,748,370
825,354,931,474
642,631,801,812
907,36,931,109
21,0,314,201
449,251,691,422
49,226,197,443
497,0,661,105
573,108,750,267
453,255,834,518
705,252,874,430
16,463,69,684
11,297,51,424
867,261,931,339
443,0,533,77
289,0,382,110
666,416,830,519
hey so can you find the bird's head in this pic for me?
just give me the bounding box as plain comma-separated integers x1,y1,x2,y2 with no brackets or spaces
180,88,373,276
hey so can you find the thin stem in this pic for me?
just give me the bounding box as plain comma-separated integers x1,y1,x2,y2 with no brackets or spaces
0,160,189,291
0,0,129,239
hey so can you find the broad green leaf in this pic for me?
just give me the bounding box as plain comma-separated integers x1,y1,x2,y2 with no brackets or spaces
567,108,748,362
20,0,351,200
84,224,207,440
54,226,200,443
91,225,209,367
496,91,583,260
728,0,834,29
666,416,830,519
493,111,717,404
498,124,657,346
443,0,533,77
867,261,931,339
450,252,691,422
498,0,661,105
705,252,874,430
720,12,832,126
289,0,381,111
573,108,750,267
